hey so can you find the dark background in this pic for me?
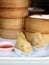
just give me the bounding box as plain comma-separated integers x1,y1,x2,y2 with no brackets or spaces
30,0,49,14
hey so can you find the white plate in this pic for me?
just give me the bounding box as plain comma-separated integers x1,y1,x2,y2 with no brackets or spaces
0,38,49,65
0,38,49,57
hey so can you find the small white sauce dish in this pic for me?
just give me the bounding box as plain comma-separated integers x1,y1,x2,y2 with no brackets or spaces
0,41,14,55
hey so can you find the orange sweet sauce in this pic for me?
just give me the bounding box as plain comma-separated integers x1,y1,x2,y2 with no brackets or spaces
0,45,13,48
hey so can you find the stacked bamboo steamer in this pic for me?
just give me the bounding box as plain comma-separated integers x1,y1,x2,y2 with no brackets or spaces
0,0,30,39
24,15,49,43
0,0,29,8
0,0,29,18
0,19,24,39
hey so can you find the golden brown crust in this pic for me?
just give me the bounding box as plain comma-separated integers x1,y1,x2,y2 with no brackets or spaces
24,31,46,48
15,32,32,53
43,34,49,43
31,32,46,48
24,30,49,43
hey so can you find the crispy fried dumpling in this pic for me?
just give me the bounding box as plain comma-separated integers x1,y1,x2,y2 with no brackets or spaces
32,32,46,48
15,32,32,53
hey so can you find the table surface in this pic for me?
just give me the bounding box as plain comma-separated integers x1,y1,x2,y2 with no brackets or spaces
0,57,49,65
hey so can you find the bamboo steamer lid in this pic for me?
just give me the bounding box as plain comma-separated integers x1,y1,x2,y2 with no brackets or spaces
0,8,28,18
0,29,23,39
0,19,24,30
0,0,30,8
25,15,49,33
24,30,49,44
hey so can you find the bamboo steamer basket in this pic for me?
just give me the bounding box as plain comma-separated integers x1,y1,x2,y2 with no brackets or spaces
0,8,28,18
25,30,49,43
0,0,30,8
0,29,23,39
0,19,24,30
24,30,34,42
25,15,49,33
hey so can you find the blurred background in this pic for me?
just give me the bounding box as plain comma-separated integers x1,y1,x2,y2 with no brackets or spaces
29,0,49,15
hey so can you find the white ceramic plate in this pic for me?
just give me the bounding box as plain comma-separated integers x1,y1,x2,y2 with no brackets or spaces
0,38,49,65
0,38,49,57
